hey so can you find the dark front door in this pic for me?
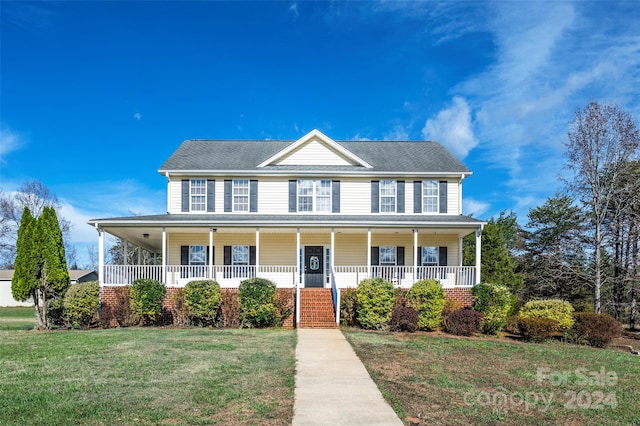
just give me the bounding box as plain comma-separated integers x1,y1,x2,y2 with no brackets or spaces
304,246,324,288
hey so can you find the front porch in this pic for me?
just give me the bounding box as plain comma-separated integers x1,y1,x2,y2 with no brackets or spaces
100,264,478,289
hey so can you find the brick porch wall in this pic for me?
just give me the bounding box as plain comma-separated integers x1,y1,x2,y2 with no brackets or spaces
100,286,296,328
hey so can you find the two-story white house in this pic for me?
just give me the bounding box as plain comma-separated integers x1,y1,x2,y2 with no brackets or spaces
88,129,484,327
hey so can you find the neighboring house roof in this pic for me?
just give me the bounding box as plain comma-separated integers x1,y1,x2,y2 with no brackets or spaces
158,138,471,175
0,270,97,282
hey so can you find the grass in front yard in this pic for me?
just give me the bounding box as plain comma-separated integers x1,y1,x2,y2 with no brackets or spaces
0,306,36,330
343,329,640,426
0,326,296,425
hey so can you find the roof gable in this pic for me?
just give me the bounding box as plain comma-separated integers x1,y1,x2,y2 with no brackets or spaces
257,129,372,168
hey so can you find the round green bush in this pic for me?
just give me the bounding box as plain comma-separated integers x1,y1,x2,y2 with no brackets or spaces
64,281,100,329
238,277,278,328
518,299,575,330
570,313,622,348
407,279,446,331
129,279,166,325
184,280,221,326
471,283,515,334
356,277,394,330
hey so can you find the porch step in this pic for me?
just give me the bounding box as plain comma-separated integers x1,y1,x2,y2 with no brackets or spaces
298,288,338,328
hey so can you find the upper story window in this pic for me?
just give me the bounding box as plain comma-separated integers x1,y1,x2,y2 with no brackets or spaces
422,180,439,213
190,179,207,211
380,180,396,213
297,179,331,212
233,179,249,212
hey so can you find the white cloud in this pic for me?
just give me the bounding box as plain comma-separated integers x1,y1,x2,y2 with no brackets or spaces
383,125,410,141
133,112,143,120
0,125,24,162
422,96,477,158
289,2,299,19
463,198,490,218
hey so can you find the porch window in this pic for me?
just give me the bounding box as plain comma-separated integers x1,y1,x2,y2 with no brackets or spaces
422,180,439,213
190,179,206,211
232,245,249,265
421,246,439,266
233,179,249,212
297,179,331,212
380,180,396,213
379,246,396,266
187,245,207,278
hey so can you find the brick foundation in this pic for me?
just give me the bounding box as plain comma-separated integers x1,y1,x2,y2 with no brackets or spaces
443,288,474,307
100,286,295,329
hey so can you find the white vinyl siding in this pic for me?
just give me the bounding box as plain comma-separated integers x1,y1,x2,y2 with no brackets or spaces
277,140,354,166
340,179,372,214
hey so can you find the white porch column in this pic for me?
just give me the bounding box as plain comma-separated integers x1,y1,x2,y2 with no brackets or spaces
475,226,483,284
209,227,215,279
367,228,371,274
97,227,104,286
330,228,335,279
162,227,167,284
413,229,418,270
255,227,260,269
459,237,463,266
296,228,301,285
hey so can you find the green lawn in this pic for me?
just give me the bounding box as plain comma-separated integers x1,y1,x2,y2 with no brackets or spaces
0,323,296,425
343,329,640,426
0,306,36,330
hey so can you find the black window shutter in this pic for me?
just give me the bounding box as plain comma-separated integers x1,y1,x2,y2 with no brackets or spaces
439,181,448,213
371,181,379,213
250,180,258,212
417,246,422,265
397,181,405,213
371,246,380,266
414,181,422,213
249,246,257,265
439,246,448,266
397,246,405,266
223,246,231,265
289,180,297,212
206,246,214,265
181,180,189,212
332,180,340,213
207,180,215,212
224,180,232,212
181,246,189,265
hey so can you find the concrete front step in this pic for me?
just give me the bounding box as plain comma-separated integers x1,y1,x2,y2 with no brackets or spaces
299,288,338,328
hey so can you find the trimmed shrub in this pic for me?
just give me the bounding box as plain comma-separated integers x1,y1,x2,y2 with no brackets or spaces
518,299,575,330
443,308,484,336
471,283,515,334
518,317,559,343
220,290,240,328
274,289,293,327
356,278,395,330
569,313,622,348
129,279,166,326
184,280,222,326
64,281,100,329
167,288,189,326
389,304,419,332
340,288,359,327
238,278,278,328
407,279,446,331
47,296,66,327
443,299,463,319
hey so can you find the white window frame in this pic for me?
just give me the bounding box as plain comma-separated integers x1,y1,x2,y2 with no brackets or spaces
189,245,206,278
297,179,331,213
421,246,439,266
190,179,206,212
379,246,397,266
422,180,439,213
232,245,249,266
379,180,396,213
233,179,249,212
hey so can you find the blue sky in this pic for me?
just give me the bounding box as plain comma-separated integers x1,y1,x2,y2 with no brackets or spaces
1,1,639,267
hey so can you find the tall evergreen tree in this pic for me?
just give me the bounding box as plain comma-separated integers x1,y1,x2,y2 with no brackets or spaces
11,207,38,303
480,220,523,291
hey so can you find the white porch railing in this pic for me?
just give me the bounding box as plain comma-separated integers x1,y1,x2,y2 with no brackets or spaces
102,265,476,288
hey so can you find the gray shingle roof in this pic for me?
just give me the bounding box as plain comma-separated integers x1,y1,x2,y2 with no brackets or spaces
158,140,470,174
88,213,483,227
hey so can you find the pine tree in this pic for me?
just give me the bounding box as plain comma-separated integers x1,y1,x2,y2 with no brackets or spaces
11,207,38,302
481,221,523,291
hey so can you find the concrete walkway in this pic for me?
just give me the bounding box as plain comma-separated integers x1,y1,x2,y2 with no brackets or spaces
292,329,404,426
